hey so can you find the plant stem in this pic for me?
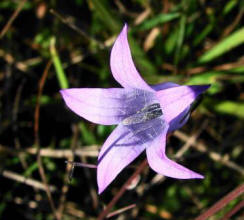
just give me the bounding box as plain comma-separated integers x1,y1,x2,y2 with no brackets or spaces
195,183,244,220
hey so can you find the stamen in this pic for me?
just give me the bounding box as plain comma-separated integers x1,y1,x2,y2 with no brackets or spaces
122,103,163,125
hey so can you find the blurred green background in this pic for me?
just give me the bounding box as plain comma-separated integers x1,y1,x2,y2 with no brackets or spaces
0,0,243,219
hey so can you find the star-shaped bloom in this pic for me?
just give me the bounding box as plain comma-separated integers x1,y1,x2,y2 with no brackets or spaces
60,24,210,194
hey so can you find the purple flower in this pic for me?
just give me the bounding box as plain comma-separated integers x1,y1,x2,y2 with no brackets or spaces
60,24,210,194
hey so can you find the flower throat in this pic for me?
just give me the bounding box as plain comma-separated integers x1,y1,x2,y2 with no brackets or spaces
122,103,163,125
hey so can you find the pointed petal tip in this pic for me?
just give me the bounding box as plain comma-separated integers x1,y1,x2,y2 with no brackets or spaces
59,89,68,101
191,84,211,93
200,84,211,91
97,178,106,194
97,179,108,194
59,89,73,104
120,23,128,36
97,174,105,194
59,89,68,97
98,187,104,195
191,173,204,179
59,89,64,94
110,23,152,91
146,136,205,180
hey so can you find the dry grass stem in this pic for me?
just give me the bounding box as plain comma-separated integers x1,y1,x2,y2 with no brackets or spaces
195,183,244,220
106,204,136,218
174,131,244,175
1,170,56,192
0,144,99,158
0,0,27,38
34,60,60,219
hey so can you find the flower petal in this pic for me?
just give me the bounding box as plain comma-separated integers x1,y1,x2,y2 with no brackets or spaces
151,82,179,91
152,82,191,131
156,85,210,125
146,125,204,179
97,118,167,194
97,124,146,194
60,88,134,125
110,24,153,91
168,110,190,132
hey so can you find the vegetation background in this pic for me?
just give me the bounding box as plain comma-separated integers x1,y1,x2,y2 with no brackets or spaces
0,0,243,219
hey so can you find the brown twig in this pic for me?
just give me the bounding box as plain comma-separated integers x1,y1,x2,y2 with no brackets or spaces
57,124,79,219
34,60,60,219
220,200,244,220
162,57,244,75
183,186,203,210
0,144,99,158
174,131,244,175
221,9,244,38
49,9,105,49
1,169,56,192
162,0,171,35
175,120,208,159
64,202,90,219
0,49,42,72
106,203,136,218
188,58,244,75
195,183,244,220
12,80,28,169
143,27,161,51
34,60,52,137
28,146,98,157
31,147,99,157
133,7,151,25
114,0,139,18
80,154,99,210
0,0,27,38
97,159,148,220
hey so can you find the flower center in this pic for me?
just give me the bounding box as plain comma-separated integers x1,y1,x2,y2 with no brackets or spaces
122,103,163,125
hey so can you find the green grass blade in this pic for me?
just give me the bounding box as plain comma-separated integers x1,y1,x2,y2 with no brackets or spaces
174,14,186,65
193,23,214,46
50,37,69,89
137,12,180,30
214,101,244,118
198,27,244,63
91,0,120,33
223,0,238,15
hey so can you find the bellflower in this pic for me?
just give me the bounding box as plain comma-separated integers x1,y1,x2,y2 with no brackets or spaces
60,24,210,194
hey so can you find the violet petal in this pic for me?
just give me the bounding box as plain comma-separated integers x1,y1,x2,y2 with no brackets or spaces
97,124,146,194
110,24,153,92
60,88,135,125
97,118,167,194
151,82,179,91
152,82,191,131
156,85,210,125
146,124,204,179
